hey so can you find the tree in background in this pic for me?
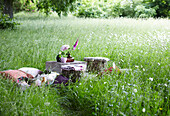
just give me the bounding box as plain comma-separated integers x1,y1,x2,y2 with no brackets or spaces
0,0,76,18
1,0,14,18
143,0,170,17
0,0,169,18
36,0,76,17
73,0,169,18
0,0,34,19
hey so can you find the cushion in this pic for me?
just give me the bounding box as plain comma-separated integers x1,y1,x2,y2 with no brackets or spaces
0,70,34,82
18,67,43,77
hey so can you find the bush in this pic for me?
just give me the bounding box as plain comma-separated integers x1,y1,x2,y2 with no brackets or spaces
143,0,170,17
73,0,168,18
73,0,136,18
36,0,76,17
13,0,37,13
0,14,20,29
109,2,123,17
73,1,123,18
13,1,24,13
120,0,135,17
134,5,156,18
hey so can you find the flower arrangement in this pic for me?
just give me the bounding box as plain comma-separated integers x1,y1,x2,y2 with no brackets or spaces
56,39,79,62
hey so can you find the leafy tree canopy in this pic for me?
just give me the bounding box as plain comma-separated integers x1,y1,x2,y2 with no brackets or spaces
0,0,76,18
143,0,170,17
36,0,76,17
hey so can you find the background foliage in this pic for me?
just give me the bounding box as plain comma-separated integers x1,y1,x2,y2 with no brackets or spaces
0,0,169,18
0,12,169,115
0,14,20,29
36,0,76,16
73,0,169,18
143,0,170,17
0,0,76,17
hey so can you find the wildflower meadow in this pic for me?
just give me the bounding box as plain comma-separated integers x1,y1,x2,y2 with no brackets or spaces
0,12,169,115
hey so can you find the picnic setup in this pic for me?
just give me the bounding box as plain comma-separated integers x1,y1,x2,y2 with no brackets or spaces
0,39,128,90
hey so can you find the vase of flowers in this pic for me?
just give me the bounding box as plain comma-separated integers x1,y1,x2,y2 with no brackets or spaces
61,57,67,63
56,39,79,62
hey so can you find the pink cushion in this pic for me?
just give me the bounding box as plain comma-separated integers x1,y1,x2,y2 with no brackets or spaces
0,70,34,82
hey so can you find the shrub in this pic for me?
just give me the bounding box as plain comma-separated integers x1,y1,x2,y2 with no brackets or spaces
134,5,156,18
120,0,135,17
36,0,76,17
7,0,37,13
13,1,24,13
24,0,37,12
73,0,168,18
73,1,123,18
143,0,170,17
0,14,20,29
73,1,135,18
109,2,123,17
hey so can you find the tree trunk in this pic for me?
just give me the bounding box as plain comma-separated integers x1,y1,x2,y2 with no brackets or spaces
3,0,14,19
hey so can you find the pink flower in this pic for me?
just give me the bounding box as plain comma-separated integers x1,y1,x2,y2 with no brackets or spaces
61,45,70,51
73,39,79,50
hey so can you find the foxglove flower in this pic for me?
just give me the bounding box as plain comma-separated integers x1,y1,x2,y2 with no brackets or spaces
73,39,79,50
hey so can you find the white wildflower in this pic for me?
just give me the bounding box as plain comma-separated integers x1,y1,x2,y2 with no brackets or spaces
122,85,124,90
134,89,137,93
104,82,107,84
164,84,167,87
44,102,50,106
142,108,145,112
90,85,93,88
113,62,116,69
149,77,153,81
135,65,139,68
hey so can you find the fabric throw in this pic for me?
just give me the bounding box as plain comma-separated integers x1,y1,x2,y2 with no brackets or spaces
53,75,69,86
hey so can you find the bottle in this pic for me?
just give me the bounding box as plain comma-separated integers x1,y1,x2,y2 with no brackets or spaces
56,54,61,62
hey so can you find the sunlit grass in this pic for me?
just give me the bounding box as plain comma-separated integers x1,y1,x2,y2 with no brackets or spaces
0,12,169,115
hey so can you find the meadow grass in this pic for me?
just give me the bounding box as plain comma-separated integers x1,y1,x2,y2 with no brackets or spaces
0,12,169,115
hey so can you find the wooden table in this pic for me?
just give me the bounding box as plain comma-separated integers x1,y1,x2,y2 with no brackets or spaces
46,61,87,73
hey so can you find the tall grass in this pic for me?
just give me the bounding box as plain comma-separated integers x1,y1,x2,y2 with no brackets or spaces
0,12,169,115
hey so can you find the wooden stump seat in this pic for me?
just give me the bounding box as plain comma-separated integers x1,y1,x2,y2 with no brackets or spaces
84,57,110,73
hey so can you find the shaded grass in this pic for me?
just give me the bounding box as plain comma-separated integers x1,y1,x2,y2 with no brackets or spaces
0,12,169,115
